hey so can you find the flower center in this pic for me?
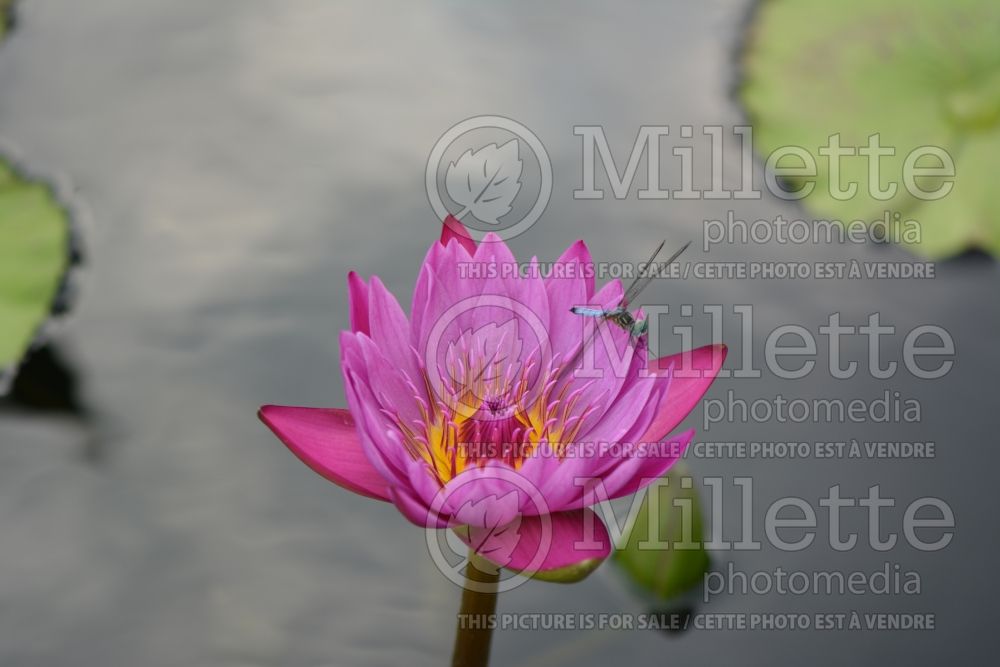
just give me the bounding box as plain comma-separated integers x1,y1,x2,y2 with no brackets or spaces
392,340,597,486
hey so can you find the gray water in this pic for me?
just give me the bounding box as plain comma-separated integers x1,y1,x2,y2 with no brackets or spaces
0,1,996,665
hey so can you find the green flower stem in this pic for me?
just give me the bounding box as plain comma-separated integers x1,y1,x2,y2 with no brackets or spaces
451,551,500,667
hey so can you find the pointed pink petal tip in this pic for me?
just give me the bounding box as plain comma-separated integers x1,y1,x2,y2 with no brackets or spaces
258,405,391,502
641,343,727,442
346,271,370,335
440,215,478,255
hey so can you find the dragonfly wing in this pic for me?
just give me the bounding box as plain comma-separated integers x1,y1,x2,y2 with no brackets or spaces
620,240,665,308
622,239,691,307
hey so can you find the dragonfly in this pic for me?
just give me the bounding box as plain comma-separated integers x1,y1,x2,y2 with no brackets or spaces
570,239,690,341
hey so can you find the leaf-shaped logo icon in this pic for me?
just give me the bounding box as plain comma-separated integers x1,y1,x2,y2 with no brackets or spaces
445,318,524,394
461,491,523,569
445,139,523,225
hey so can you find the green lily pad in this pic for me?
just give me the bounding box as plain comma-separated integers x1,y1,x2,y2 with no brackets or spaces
0,0,12,42
0,158,71,384
614,465,709,600
742,0,1000,257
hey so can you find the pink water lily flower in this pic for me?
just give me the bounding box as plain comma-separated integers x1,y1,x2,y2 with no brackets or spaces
260,217,725,580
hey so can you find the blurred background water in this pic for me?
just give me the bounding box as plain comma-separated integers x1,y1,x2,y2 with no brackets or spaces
0,0,996,664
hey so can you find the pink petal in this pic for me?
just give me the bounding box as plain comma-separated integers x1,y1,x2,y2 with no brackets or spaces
640,343,727,442
544,241,595,366
440,215,478,256
409,262,434,349
462,508,611,573
340,361,419,485
412,241,477,351
347,272,370,336
258,405,391,501
439,463,534,526
597,429,695,501
575,341,660,447
366,276,422,387
349,332,424,425
389,485,449,529
545,240,594,303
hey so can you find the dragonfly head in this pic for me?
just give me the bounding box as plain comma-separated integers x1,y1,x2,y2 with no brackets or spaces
631,317,649,338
